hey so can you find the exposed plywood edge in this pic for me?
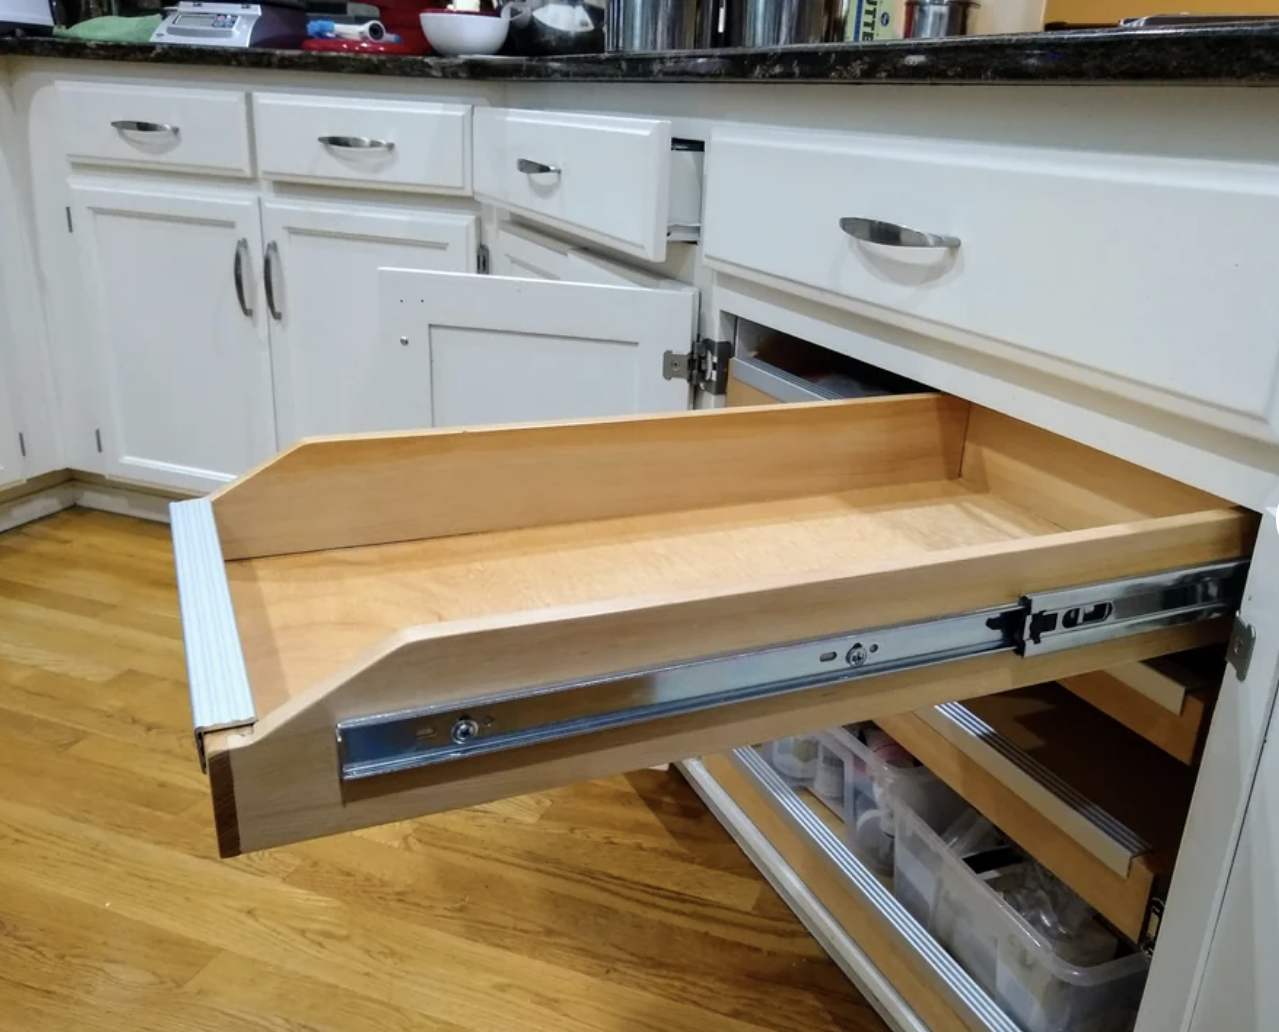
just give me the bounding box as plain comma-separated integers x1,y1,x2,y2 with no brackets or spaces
877,710,1157,943
214,619,1227,856
699,754,973,1032
961,407,1227,530
1060,670,1214,766
254,507,1255,740
210,395,970,561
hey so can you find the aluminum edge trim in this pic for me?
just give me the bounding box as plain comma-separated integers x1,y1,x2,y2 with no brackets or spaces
730,746,1022,1032
680,758,929,1032
932,702,1150,858
171,498,254,765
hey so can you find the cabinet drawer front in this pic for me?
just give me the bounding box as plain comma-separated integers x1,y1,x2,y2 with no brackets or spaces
253,94,471,193
177,399,1252,857
473,107,673,261
704,126,1279,443
58,82,252,176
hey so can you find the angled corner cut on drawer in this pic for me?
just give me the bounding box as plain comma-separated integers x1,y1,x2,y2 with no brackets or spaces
192,398,1257,855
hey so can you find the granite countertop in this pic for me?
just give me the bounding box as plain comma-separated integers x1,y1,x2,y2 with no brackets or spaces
3,22,1279,84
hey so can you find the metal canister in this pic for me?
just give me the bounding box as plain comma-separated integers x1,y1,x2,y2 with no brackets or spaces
728,0,838,47
606,0,717,51
905,0,978,38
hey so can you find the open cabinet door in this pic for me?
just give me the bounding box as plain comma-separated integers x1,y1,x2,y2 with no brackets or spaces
377,269,695,427
174,399,1256,857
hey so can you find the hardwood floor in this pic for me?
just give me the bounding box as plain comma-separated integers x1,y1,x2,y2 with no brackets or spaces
0,508,889,1032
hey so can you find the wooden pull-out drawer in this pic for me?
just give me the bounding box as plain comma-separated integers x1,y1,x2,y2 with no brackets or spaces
879,683,1199,944
172,398,1255,856
1059,649,1222,765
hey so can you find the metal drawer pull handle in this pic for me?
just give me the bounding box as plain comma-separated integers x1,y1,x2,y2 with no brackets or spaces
264,241,282,321
320,135,395,151
233,238,252,318
111,120,179,136
517,158,561,176
840,217,960,250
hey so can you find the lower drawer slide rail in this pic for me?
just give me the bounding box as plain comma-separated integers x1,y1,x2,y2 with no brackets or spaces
336,559,1247,782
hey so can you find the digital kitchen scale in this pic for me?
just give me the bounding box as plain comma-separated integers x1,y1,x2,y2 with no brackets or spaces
151,0,308,48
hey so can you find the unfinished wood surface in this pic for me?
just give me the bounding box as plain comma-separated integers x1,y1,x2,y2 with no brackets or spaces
208,617,1227,857
229,480,1064,713
959,407,1228,530
242,506,1252,739
702,754,973,1032
1059,669,1216,765
965,685,1198,873
0,509,890,1032
726,374,782,408
1094,651,1221,713
880,682,1199,942
212,394,970,561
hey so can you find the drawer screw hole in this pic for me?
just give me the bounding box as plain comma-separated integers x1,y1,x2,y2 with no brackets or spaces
819,651,838,663
451,717,480,745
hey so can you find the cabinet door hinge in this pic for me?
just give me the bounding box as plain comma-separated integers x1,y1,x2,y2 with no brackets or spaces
1228,614,1256,680
662,338,731,396
95,429,103,454
17,432,26,458
66,206,73,233
1141,896,1165,956
477,243,490,275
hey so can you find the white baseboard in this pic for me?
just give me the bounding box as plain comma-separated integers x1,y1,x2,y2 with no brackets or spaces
0,481,76,534
72,479,179,524
0,473,187,533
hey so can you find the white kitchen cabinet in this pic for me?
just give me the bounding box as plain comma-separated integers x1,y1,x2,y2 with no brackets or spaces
70,182,275,494
261,200,477,444
378,269,694,427
0,347,25,489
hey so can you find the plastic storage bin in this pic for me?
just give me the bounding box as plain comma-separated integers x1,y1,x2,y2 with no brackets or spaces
763,727,964,874
894,803,1150,1032
762,736,820,788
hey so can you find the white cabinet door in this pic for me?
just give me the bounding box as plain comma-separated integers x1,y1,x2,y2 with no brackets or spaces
261,201,477,444
1188,680,1279,1032
71,184,275,494
379,270,694,427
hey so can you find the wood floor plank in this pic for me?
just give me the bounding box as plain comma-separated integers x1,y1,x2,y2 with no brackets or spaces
0,508,888,1032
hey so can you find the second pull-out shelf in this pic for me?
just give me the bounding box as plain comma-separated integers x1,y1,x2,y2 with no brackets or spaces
172,396,1256,856
880,683,1199,944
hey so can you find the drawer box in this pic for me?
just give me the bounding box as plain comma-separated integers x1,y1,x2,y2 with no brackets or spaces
473,107,702,262
58,82,252,177
704,126,1279,444
253,94,471,194
175,399,1252,857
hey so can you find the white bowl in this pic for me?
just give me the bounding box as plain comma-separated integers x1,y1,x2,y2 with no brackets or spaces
420,11,509,56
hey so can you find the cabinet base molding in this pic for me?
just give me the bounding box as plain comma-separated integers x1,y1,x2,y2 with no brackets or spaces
0,470,190,533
